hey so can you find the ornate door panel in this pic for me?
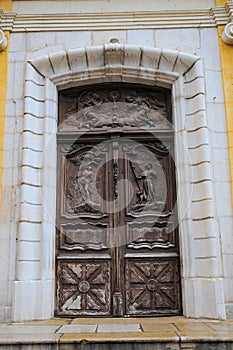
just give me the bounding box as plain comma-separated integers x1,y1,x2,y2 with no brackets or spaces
56,84,182,317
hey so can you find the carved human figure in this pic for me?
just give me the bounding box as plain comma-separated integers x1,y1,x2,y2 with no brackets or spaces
78,164,95,205
137,163,158,205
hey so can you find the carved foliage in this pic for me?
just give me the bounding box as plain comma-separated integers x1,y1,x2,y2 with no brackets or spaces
57,260,111,316
125,259,181,315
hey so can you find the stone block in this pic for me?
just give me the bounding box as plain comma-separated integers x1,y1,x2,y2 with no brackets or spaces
23,131,44,152
141,46,161,69
56,31,92,50
155,28,200,52
25,81,45,102
97,323,142,332
190,162,212,183
175,53,199,75
104,43,124,66
17,241,41,261
21,184,42,205
28,55,54,79
45,79,57,102
215,182,233,217
24,114,44,135
198,28,221,71
86,45,104,67
191,198,214,221
58,325,97,333
213,153,231,182
223,255,233,278
185,77,205,99
219,217,233,255
193,237,218,258
185,59,204,83
191,181,213,202
195,257,221,277
127,29,154,47
186,111,207,131
92,30,127,46
192,218,218,239
22,149,42,170
13,280,54,321
212,148,230,163
187,278,225,319
0,281,9,306
21,166,41,186
6,62,15,101
17,261,41,281
19,222,41,241
124,44,141,67
189,144,210,165
13,61,25,100
226,303,233,319
159,49,179,72
207,102,227,132
20,202,42,223
185,95,206,116
25,62,45,86
67,47,88,71
10,33,26,53
205,70,224,104
49,51,70,75
44,100,57,119
5,100,16,119
211,132,228,149
24,96,45,118
27,32,56,53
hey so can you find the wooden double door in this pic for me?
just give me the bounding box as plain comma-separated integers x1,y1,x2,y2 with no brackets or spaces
56,84,182,317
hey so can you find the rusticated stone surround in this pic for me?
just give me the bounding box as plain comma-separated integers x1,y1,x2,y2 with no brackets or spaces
9,43,226,322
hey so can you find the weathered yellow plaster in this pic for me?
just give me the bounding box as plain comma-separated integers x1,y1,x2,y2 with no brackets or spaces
0,31,9,218
215,0,226,5
0,1,11,217
0,0,12,11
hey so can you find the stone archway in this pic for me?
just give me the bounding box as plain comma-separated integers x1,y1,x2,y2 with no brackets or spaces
12,44,225,321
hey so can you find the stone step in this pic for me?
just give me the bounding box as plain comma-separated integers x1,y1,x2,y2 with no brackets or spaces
1,317,233,349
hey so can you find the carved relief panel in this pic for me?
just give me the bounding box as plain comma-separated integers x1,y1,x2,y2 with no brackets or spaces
58,84,172,132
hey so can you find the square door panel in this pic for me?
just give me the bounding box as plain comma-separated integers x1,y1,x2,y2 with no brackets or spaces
125,258,181,316
57,260,111,316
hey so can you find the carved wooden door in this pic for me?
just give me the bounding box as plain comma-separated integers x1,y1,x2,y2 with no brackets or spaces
56,85,182,317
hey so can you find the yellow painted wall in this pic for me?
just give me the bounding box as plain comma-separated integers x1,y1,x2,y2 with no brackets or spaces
0,0,11,217
216,0,226,5
0,0,12,11
216,0,233,209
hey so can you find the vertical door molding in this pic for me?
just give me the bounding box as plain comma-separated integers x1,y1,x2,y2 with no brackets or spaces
12,44,226,321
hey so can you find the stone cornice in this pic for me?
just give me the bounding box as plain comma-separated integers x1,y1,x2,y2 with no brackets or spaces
0,5,232,32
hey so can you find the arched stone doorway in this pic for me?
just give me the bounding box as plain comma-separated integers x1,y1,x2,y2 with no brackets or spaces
12,44,226,321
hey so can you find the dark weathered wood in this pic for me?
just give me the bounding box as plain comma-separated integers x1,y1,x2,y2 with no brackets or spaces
56,84,182,317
